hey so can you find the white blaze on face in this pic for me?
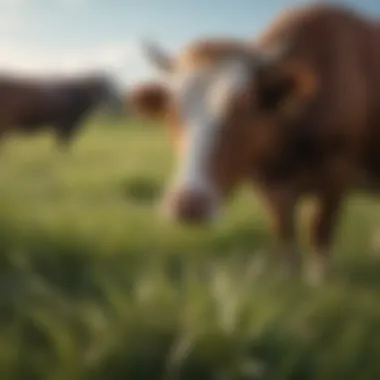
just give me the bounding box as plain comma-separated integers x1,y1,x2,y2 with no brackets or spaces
168,59,251,209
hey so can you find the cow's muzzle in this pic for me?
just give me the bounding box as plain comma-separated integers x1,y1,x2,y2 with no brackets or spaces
161,186,220,225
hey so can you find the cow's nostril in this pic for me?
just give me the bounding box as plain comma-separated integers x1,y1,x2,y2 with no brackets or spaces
165,188,217,224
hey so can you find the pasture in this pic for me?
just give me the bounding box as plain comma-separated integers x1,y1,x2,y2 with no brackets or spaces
1,118,380,380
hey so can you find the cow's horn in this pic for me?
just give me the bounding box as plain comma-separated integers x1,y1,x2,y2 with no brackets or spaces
255,37,293,67
141,39,174,73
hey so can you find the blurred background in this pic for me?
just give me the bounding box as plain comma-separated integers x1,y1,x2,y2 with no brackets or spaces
0,0,380,379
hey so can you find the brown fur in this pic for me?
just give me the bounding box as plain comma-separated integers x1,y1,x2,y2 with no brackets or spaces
129,4,380,283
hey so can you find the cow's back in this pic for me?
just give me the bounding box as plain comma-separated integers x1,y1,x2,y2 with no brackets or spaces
256,4,380,182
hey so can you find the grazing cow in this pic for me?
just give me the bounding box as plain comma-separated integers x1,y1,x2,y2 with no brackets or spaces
0,72,120,150
129,3,380,284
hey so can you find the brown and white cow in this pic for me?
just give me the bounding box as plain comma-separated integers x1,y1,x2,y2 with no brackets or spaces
129,4,380,284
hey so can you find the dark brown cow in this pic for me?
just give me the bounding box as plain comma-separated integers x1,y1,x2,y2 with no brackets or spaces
129,3,380,284
0,72,120,150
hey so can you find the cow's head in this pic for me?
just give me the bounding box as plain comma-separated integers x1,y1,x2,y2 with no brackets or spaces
79,72,122,113
130,38,317,224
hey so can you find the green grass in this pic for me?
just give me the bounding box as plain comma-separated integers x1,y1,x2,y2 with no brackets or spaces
1,119,380,379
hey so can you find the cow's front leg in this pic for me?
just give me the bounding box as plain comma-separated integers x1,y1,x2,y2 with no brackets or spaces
55,123,78,152
263,186,301,278
306,192,343,286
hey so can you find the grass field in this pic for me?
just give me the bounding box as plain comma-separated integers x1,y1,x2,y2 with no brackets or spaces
1,118,380,380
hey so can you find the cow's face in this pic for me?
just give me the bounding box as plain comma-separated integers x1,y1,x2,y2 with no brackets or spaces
82,73,121,111
130,39,317,224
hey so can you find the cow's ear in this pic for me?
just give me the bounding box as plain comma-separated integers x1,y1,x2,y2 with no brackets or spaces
258,62,317,118
129,82,170,120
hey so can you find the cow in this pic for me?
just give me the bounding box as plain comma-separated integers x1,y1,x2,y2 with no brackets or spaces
0,71,121,151
128,3,380,285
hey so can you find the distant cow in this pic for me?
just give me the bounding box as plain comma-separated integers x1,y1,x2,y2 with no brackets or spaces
129,3,380,284
0,72,120,150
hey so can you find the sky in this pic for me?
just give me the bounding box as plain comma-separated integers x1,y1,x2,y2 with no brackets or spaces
0,0,379,89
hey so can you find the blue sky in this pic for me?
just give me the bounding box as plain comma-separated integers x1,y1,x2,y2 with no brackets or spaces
0,0,379,87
